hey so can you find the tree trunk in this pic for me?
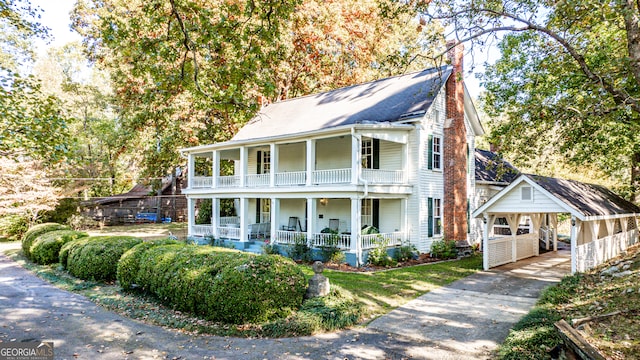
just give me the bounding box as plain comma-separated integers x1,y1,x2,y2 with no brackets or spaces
632,150,640,203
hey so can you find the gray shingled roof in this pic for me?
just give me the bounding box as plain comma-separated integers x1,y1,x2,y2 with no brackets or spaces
475,149,520,184
232,67,453,141
527,174,640,217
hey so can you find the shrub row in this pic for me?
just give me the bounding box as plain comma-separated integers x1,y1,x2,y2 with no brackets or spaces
63,236,143,281
22,223,70,259
117,238,182,290
120,244,307,324
30,230,88,265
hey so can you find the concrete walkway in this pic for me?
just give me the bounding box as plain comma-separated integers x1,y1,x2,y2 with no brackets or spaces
368,249,571,359
0,241,569,359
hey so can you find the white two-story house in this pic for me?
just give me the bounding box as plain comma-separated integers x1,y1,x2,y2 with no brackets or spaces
180,44,484,266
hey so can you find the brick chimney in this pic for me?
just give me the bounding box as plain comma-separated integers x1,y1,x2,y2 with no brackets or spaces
443,40,468,242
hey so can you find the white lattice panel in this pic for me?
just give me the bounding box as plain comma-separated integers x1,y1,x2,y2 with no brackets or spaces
576,229,639,272
488,238,512,268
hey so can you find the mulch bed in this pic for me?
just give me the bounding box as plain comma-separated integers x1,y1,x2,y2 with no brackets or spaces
321,253,447,272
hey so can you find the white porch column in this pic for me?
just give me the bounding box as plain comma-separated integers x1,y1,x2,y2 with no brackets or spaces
270,143,277,187
239,197,248,242
307,198,315,247
187,197,194,237
351,134,361,185
240,146,247,187
271,198,279,242
306,139,315,186
188,153,195,188
483,213,489,271
350,198,362,265
570,216,578,273
212,150,220,188
550,214,558,252
212,198,219,238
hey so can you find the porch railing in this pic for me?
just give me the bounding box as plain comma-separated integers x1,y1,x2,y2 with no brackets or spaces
361,169,405,184
311,233,351,249
192,224,213,236
192,176,213,188
361,232,404,250
275,230,306,245
275,171,306,186
273,231,404,251
313,168,351,184
246,174,270,187
218,175,241,188
218,225,240,239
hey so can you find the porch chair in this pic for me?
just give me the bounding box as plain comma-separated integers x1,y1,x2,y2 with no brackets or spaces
329,218,339,233
282,216,298,231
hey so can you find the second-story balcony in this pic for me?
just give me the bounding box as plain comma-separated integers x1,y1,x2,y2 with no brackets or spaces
185,130,411,191
191,167,407,189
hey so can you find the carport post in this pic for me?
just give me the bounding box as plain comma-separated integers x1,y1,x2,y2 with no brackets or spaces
570,216,577,273
483,214,489,270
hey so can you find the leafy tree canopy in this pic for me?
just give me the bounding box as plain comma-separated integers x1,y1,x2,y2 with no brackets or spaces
72,0,442,181
422,0,640,200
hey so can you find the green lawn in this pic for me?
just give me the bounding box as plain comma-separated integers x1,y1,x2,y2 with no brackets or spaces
301,255,483,319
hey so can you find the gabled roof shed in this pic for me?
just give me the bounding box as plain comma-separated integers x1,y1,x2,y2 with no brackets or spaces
473,174,640,273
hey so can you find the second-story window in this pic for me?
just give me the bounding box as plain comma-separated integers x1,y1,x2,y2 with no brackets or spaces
257,150,270,174
432,136,442,170
361,138,379,169
362,139,373,169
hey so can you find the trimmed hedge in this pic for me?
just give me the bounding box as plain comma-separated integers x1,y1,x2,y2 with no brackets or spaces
30,230,88,265
65,236,143,281
134,245,307,324
22,223,70,259
117,238,182,291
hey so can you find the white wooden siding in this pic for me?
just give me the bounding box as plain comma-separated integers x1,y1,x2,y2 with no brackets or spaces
278,142,305,171
379,141,403,171
487,182,568,214
379,199,402,233
414,87,446,252
316,137,351,170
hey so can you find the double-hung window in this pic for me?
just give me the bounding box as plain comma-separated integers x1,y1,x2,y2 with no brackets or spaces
433,198,442,236
432,136,442,170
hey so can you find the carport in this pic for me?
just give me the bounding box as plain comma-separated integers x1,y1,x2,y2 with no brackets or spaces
473,174,640,273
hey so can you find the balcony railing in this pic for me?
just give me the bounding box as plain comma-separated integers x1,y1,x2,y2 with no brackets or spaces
312,168,351,184
275,171,306,186
218,175,241,188
192,177,213,188
246,174,270,187
311,233,351,249
189,168,408,189
218,225,240,239
362,169,405,184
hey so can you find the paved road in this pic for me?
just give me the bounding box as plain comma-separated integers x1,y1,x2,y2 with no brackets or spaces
0,242,569,359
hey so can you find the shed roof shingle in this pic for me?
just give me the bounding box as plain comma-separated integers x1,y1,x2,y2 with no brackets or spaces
527,174,640,217
475,149,520,184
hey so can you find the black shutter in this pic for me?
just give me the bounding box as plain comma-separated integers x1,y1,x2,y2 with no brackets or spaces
373,199,380,229
467,198,470,234
427,135,433,170
256,150,262,174
256,198,260,223
373,138,380,169
427,197,433,237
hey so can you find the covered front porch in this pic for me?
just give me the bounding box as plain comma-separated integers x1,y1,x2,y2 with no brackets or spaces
187,195,407,265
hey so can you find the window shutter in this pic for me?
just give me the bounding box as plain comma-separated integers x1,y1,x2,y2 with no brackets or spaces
427,197,433,237
256,150,262,174
427,135,433,170
373,138,380,169
373,199,380,229
256,198,261,223
467,198,470,234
